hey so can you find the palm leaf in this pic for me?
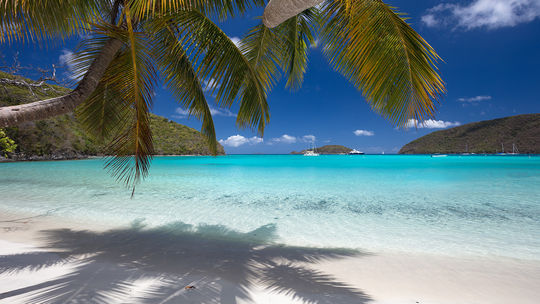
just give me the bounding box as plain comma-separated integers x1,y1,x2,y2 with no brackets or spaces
74,12,157,192
69,28,132,143
146,18,218,155
0,0,110,44
127,0,265,21
240,22,283,93
239,8,318,92
106,6,156,194
277,8,319,89
321,0,445,126
162,9,270,134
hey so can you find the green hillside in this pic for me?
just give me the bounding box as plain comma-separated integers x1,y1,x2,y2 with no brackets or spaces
0,71,224,160
399,114,540,154
291,145,353,155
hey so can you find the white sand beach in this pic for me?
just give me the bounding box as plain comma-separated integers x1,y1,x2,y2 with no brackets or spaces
1,210,539,304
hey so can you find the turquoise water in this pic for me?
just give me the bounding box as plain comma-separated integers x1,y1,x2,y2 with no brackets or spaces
1,155,539,260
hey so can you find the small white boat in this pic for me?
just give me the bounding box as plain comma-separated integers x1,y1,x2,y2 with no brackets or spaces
431,154,448,158
303,150,320,156
304,140,319,156
349,149,365,155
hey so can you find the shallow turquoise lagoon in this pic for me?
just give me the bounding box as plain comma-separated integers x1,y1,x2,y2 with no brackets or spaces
1,155,539,260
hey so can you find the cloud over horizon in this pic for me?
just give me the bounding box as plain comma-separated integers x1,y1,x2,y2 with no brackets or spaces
422,0,540,30
302,135,316,142
406,119,461,129
219,135,263,147
272,134,297,144
353,130,375,136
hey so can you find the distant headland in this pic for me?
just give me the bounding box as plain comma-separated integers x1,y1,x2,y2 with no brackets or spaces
0,71,224,162
291,145,353,155
399,114,540,154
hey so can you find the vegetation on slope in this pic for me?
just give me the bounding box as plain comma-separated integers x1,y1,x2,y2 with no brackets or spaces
399,114,540,154
291,145,353,155
0,71,224,159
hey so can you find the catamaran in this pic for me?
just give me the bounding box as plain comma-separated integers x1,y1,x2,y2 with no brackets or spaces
304,141,319,156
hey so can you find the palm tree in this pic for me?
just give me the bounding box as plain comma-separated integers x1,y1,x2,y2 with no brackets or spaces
0,0,445,191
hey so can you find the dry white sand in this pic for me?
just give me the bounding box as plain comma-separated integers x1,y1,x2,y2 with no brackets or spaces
1,210,539,304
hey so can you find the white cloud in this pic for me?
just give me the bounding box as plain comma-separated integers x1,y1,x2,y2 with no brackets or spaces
353,130,375,136
458,95,492,103
59,49,74,66
422,0,540,30
219,135,263,147
209,106,237,117
272,134,297,144
406,119,461,129
302,135,316,142
421,14,439,27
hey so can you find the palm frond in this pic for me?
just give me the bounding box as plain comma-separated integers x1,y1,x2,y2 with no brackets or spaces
76,81,133,143
277,8,319,89
163,10,270,135
239,8,318,91
106,6,156,194
240,23,283,93
68,29,131,143
127,0,265,21
73,13,157,192
146,18,218,155
0,0,110,44
321,0,445,126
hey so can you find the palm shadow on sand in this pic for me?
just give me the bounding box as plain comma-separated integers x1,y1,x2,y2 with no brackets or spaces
0,220,371,303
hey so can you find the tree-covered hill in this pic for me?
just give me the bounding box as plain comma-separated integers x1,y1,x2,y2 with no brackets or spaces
291,145,353,155
0,71,224,160
399,114,540,154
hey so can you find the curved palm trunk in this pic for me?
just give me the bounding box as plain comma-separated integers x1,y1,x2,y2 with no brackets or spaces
0,38,123,127
263,0,324,28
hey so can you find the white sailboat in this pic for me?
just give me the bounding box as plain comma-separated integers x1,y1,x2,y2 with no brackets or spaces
461,143,470,156
304,140,319,156
498,143,507,155
509,143,519,155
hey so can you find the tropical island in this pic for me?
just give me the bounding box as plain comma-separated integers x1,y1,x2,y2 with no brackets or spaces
291,145,353,155
399,114,540,154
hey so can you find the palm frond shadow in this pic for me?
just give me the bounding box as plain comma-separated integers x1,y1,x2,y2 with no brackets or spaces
0,221,372,304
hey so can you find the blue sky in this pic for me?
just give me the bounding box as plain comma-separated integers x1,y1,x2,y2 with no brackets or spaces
2,0,540,154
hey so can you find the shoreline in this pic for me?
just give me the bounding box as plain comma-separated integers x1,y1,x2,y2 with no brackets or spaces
0,154,226,163
1,210,539,303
